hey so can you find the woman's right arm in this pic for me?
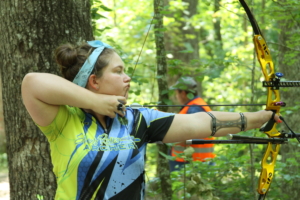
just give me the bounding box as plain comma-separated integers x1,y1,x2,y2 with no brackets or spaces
21,73,126,126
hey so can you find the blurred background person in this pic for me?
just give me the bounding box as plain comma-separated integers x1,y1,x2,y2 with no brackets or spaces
169,76,215,171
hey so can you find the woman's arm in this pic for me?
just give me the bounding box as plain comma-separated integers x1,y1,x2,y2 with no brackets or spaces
162,111,278,143
21,72,126,126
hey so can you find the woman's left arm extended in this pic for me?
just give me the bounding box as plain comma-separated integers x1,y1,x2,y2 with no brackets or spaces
162,110,278,143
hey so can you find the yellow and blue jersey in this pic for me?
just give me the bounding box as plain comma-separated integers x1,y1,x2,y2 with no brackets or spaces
38,105,174,200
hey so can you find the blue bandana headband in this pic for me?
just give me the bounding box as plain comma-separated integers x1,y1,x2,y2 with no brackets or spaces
72,40,112,87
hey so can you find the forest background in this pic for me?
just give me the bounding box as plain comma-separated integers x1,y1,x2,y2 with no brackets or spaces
0,0,300,200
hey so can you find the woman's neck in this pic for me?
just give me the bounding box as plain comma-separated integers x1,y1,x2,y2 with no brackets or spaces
83,109,107,129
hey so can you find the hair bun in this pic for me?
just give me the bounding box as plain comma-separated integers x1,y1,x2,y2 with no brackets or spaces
55,44,78,68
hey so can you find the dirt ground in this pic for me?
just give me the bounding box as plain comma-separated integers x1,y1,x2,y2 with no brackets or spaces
0,171,9,200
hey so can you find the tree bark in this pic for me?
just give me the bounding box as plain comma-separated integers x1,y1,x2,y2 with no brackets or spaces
154,0,172,200
0,0,93,199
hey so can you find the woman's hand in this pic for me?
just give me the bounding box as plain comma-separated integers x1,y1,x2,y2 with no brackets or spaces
90,94,127,118
257,110,282,131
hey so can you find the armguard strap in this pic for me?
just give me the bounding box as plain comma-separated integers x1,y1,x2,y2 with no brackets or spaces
206,112,217,136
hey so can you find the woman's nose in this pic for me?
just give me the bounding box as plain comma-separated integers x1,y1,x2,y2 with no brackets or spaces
124,73,131,82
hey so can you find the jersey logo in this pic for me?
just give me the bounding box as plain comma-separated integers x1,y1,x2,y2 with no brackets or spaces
75,133,141,151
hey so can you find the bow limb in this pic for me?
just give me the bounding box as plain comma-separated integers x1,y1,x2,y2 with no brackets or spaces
239,1,281,199
255,32,281,200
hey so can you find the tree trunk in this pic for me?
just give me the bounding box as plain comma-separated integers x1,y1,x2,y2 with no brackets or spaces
163,0,201,112
277,2,300,199
0,0,93,199
154,0,172,200
213,0,223,52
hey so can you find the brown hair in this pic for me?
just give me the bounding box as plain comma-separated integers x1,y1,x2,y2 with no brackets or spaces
54,42,115,81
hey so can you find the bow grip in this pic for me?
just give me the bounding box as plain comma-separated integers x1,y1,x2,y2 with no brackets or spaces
259,111,276,132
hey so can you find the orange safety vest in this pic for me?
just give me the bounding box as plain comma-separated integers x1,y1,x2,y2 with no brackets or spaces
171,97,216,162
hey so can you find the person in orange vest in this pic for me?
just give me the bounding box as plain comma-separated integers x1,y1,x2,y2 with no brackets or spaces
169,76,215,171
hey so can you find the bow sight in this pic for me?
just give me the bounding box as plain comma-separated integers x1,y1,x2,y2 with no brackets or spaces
263,72,300,90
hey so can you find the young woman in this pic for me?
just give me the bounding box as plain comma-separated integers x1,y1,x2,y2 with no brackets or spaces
21,40,279,200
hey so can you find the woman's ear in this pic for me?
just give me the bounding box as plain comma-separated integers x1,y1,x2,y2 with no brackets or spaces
87,74,99,90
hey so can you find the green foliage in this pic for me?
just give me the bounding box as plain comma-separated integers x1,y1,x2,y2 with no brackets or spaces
90,0,113,35
148,137,295,199
36,194,44,200
91,0,157,104
0,153,7,170
146,127,300,199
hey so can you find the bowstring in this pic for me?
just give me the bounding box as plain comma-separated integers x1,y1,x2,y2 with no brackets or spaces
130,15,155,78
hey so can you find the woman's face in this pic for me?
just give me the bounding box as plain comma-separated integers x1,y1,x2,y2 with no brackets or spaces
96,52,131,99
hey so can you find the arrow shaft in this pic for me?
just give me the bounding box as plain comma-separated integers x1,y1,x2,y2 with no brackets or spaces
128,103,265,108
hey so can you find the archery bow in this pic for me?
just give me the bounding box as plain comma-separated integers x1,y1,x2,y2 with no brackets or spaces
238,0,300,199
